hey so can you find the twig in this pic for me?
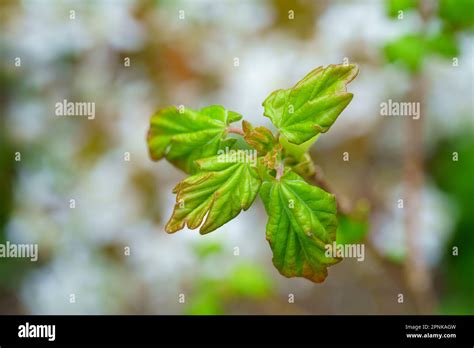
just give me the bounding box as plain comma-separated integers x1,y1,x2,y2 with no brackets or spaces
310,165,352,215
227,126,244,136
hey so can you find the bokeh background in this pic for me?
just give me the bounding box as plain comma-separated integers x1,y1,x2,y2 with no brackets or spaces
0,0,473,314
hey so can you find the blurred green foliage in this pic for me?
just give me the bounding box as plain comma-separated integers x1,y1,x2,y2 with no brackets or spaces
186,243,273,315
226,263,273,299
439,0,474,30
0,142,31,290
427,32,459,58
336,200,370,245
384,0,472,73
384,0,473,313
186,283,224,315
0,70,34,290
385,34,427,73
430,135,474,314
386,0,418,19
192,241,223,260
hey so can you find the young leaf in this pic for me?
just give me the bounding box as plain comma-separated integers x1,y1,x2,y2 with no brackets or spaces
279,134,319,161
262,144,283,170
166,152,261,234
147,105,242,174
242,120,277,155
260,171,341,282
263,64,358,145
242,120,282,169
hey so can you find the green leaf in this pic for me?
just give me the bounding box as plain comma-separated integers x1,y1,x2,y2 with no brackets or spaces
166,152,261,234
242,120,282,169
285,153,316,180
242,120,277,155
260,171,340,282
279,134,319,161
147,105,242,174
262,64,358,145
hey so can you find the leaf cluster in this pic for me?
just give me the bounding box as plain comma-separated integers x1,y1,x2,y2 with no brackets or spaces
147,64,359,282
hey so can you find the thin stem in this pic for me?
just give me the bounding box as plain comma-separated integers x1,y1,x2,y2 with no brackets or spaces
227,126,244,136
276,162,284,181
